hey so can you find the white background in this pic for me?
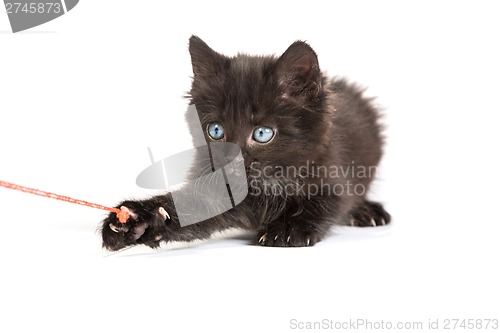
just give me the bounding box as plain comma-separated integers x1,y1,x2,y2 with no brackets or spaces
1,1,499,332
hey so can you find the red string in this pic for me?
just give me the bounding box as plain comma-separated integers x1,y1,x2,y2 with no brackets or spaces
0,180,130,223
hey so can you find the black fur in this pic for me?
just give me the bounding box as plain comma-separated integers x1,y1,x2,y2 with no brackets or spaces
101,36,390,251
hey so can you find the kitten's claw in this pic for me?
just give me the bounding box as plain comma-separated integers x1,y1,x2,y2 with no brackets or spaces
259,233,268,244
370,218,376,227
158,207,171,221
109,222,130,233
109,223,120,233
380,218,386,225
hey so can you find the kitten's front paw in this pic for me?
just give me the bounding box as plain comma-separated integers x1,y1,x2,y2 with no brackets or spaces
101,202,171,251
256,223,319,247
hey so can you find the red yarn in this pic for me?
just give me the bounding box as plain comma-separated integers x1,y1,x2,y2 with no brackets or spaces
0,180,129,223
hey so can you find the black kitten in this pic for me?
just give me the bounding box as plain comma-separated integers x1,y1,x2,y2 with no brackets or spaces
101,36,390,251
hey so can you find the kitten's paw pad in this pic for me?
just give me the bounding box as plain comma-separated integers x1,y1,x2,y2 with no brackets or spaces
131,222,149,240
349,201,391,227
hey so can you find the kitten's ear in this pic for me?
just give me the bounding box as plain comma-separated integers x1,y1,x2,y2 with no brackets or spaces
189,35,224,78
275,41,321,97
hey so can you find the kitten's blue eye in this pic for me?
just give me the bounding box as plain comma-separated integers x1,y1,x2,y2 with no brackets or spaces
208,122,225,140
253,126,275,143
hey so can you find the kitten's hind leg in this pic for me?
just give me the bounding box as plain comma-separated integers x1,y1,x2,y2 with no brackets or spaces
347,201,391,227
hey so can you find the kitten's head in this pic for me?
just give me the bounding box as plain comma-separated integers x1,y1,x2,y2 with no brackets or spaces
188,36,333,193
